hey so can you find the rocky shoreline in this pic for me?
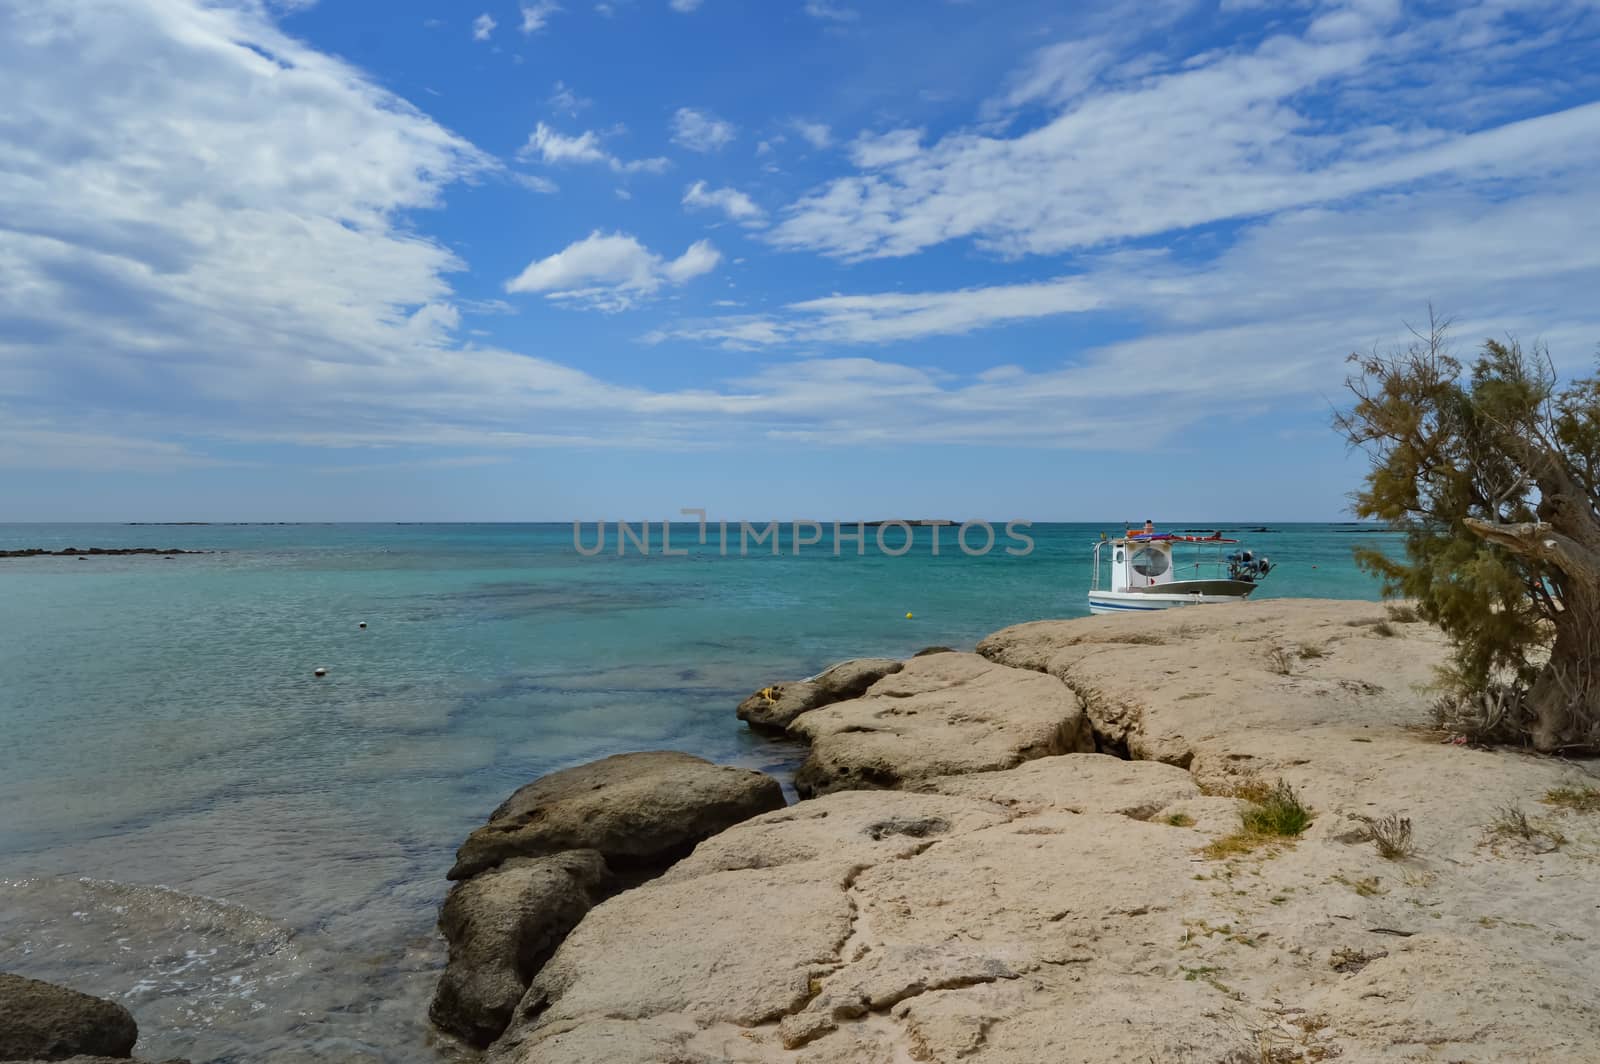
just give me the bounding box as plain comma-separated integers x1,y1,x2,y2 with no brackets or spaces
0,548,209,559
432,599,1600,1063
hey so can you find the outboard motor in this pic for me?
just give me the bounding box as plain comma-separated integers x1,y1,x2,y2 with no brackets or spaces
1227,550,1274,583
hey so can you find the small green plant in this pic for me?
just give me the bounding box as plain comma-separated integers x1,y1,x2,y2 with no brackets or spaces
1544,785,1600,813
1385,603,1422,623
1165,812,1195,827
1361,812,1416,859
1266,645,1297,676
1240,779,1314,837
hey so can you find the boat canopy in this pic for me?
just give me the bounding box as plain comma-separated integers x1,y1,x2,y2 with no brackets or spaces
1121,532,1239,544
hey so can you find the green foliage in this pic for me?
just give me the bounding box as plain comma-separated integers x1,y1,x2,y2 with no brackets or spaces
1335,313,1600,748
1240,779,1314,837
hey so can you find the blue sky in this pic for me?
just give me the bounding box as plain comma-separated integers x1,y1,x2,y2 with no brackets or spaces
2,0,1599,521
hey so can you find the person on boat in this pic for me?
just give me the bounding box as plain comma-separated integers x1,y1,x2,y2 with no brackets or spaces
1143,519,1155,536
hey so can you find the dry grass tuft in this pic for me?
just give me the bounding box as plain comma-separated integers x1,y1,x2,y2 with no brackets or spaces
1298,642,1328,660
1359,812,1416,859
1368,620,1398,638
1330,945,1387,973
1487,806,1566,851
1544,785,1600,813
1385,603,1422,623
1165,812,1196,827
1265,645,1298,675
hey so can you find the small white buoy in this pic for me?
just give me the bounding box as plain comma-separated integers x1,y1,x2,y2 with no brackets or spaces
358,621,367,629
314,667,328,678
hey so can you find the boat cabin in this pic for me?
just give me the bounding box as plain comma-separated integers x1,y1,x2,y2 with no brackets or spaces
1106,535,1178,591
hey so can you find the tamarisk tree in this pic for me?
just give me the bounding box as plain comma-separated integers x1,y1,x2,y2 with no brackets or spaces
1336,314,1600,752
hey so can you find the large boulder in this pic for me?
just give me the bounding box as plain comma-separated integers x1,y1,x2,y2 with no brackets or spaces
448,751,787,881
0,973,138,1061
788,653,1094,797
736,658,904,733
430,851,611,1047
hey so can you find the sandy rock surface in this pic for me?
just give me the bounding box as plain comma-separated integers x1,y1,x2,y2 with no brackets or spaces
448,751,785,880
484,600,1600,1064
788,652,1094,797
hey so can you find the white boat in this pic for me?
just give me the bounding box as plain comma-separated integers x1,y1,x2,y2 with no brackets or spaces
1089,526,1273,614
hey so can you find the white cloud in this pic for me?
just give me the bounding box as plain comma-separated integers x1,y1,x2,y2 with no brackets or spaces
547,80,590,115
520,1,560,33
504,231,721,310
648,276,1102,347
511,173,560,194
791,120,833,149
847,128,922,167
518,123,670,174
804,1,859,20
471,12,496,40
669,0,703,11
521,123,608,165
770,2,1600,260
995,36,1113,111
682,180,765,225
670,107,736,152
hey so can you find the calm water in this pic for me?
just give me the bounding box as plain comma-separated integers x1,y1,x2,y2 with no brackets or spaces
0,522,1396,1062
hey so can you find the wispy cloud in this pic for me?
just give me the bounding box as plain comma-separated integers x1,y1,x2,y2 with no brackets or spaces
670,107,736,152
520,0,560,33
770,1,1600,260
504,231,722,310
471,12,496,40
518,123,670,174
682,181,766,225
791,119,833,149
803,1,859,22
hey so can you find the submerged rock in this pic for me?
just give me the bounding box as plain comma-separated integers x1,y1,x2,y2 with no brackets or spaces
431,851,611,1047
789,652,1093,797
448,751,786,881
0,973,138,1061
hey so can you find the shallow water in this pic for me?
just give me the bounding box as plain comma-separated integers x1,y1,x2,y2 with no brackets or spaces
0,522,1396,1061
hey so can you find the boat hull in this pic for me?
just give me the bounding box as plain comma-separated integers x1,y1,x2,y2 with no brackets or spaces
1087,579,1259,615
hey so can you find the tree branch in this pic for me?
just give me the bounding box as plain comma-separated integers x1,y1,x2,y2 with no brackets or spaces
1464,518,1600,586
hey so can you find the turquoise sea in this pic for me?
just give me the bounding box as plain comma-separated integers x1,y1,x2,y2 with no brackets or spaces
0,522,1399,1062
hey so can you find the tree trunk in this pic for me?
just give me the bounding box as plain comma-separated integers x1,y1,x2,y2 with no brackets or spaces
1526,583,1600,752
1463,515,1600,752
